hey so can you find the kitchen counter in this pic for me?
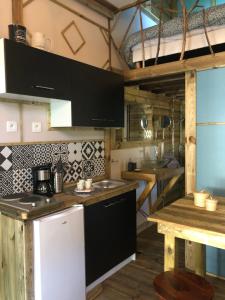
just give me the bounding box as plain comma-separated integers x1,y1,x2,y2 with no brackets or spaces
0,179,138,221
0,181,138,300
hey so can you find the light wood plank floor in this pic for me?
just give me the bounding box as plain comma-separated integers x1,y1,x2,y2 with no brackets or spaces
95,225,225,300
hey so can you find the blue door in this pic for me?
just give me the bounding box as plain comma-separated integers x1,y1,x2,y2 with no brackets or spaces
197,67,225,277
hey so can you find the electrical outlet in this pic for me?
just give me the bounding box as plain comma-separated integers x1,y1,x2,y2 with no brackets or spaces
6,121,17,132
32,122,42,133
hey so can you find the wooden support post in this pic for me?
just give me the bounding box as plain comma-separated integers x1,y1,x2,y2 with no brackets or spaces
12,0,23,24
121,171,156,213
194,242,206,276
202,9,214,56
164,234,178,271
155,0,162,65
137,180,156,212
139,5,145,68
185,71,196,195
185,71,197,272
108,18,112,70
179,1,187,61
151,173,183,213
185,241,206,276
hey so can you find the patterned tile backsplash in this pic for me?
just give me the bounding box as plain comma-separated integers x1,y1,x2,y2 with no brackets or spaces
0,140,105,196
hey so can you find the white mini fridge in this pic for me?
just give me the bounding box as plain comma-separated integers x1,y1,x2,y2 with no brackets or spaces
33,205,86,300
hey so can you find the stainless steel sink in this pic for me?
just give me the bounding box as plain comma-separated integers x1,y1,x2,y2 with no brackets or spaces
93,179,126,189
141,159,169,169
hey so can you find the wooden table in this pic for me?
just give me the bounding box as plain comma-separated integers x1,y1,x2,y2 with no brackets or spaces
122,167,184,213
148,196,225,276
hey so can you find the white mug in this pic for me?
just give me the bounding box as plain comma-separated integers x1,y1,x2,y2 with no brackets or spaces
85,180,92,190
31,32,52,51
77,181,84,191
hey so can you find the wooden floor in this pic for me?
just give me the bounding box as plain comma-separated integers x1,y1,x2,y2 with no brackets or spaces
94,225,225,300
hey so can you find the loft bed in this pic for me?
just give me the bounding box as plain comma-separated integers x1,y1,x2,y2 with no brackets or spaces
121,3,225,68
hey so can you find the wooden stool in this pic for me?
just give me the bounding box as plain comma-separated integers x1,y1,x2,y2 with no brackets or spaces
153,270,214,300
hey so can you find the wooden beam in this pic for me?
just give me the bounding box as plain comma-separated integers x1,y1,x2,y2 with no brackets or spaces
12,0,23,24
75,0,115,19
124,51,225,83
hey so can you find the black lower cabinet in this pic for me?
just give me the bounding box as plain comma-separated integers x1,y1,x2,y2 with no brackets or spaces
84,190,136,286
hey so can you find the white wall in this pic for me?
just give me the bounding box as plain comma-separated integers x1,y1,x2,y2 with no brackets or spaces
0,101,104,145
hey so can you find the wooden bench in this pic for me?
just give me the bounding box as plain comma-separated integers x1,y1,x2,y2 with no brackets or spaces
153,270,214,300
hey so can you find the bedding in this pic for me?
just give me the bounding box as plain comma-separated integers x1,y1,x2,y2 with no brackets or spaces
121,3,225,67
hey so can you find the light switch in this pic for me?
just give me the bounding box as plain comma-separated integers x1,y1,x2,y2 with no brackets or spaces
32,121,42,133
6,121,17,132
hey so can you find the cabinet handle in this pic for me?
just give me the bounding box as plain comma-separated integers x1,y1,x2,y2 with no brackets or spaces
104,198,126,208
33,85,55,91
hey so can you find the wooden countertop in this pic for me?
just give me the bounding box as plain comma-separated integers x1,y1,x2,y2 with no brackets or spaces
122,167,184,181
148,195,225,275
148,195,225,236
0,180,138,221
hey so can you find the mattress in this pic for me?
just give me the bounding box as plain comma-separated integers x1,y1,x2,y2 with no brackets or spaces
132,24,225,63
121,3,225,67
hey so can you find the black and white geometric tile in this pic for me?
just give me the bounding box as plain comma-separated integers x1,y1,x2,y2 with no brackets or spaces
0,170,13,196
52,143,68,165
13,168,33,193
93,158,105,177
92,141,104,159
82,160,95,178
33,144,52,166
64,161,83,183
82,142,95,160
68,142,82,163
0,140,105,195
12,145,34,169
0,146,12,171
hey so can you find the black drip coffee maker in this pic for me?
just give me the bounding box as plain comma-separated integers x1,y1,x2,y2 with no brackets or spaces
32,164,54,196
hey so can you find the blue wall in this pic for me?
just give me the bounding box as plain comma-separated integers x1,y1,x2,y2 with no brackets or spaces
197,68,225,277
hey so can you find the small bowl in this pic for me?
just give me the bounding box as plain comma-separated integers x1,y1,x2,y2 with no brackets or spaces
206,198,218,211
193,191,209,207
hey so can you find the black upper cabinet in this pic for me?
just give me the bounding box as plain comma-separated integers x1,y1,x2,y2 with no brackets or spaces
71,60,124,127
2,39,124,127
4,39,71,100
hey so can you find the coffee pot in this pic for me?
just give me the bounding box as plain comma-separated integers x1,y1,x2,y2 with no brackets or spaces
32,164,54,196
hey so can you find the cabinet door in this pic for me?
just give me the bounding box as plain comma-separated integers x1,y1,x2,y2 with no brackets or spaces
84,190,136,286
4,39,71,100
71,60,124,127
